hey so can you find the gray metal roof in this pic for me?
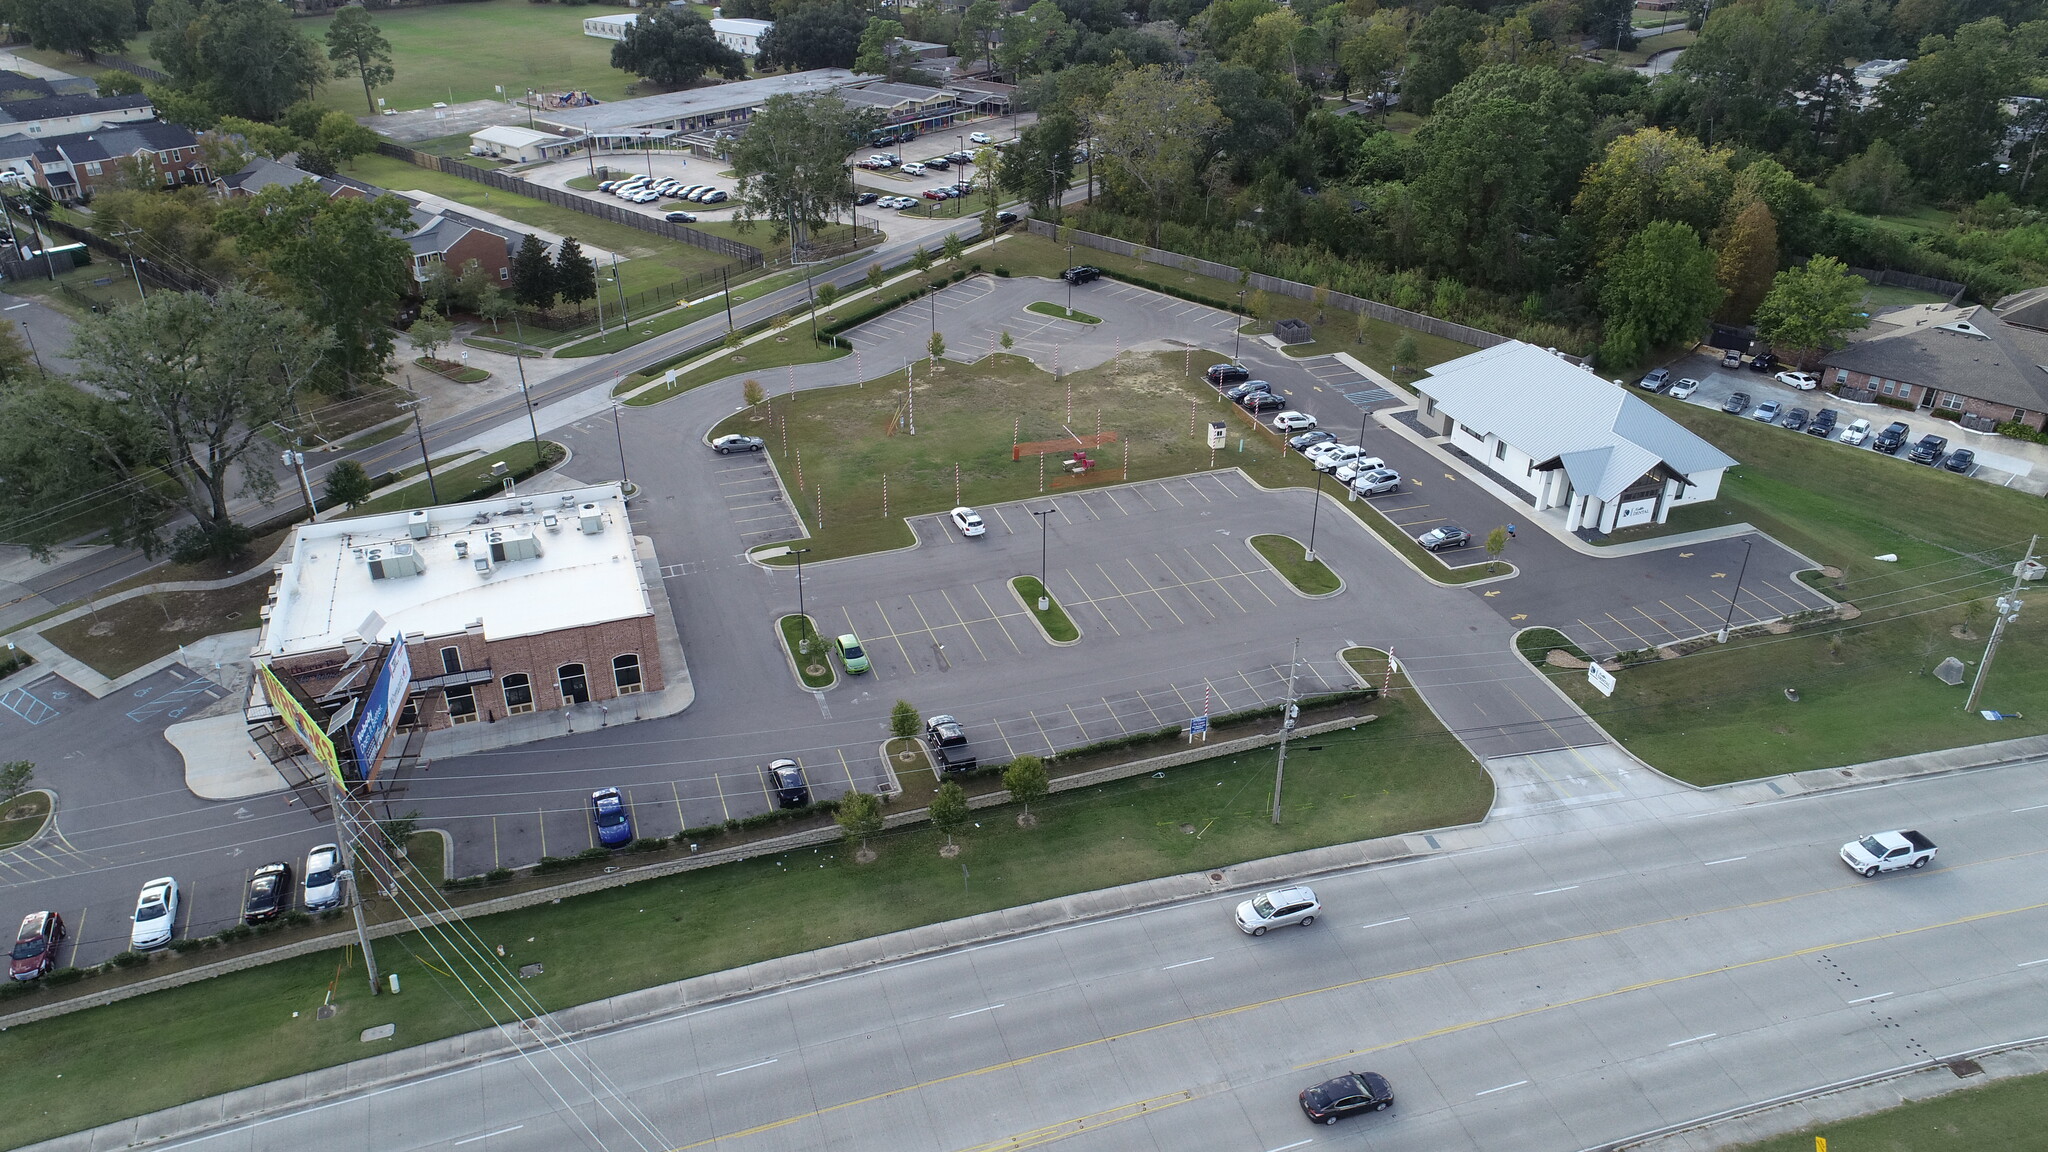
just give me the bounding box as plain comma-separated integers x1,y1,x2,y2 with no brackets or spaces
1822,302,2048,413
1420,342,1737,501
536,69,866,133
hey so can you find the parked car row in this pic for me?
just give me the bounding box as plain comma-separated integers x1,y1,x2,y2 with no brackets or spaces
598,175,728,206
1718,394,1977,471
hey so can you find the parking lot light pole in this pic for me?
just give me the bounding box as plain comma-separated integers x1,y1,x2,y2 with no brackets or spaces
1233,290,1246,360
790,548,812,651
1305,469,1324,562
1065,245,1075,314
1716,537,1755,643
1030,505,1056,606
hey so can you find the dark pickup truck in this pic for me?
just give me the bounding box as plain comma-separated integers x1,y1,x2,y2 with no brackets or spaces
924,715,979,772
1873,421,1911,455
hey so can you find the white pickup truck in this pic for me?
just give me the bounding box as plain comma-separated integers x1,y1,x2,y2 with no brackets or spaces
1840,830,1937,876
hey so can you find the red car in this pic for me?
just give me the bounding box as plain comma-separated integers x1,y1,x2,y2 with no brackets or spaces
10,910,65,980
922,188,947,199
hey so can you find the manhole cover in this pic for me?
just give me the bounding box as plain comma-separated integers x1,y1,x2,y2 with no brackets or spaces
1949,1059,1984,1078
316,1004,336,1020
518,962,544,979
1208,872,1223,881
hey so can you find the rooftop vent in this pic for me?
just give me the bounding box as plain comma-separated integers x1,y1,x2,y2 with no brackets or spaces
407,509,430,539
579,503,603,535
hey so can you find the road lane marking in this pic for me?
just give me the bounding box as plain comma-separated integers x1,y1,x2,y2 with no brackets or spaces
951,1089,1200,1152
1361,918,1411,929
453,1125,525,1145
716,1058,779,1076
1476,1080,1529,1096
1161,957,1214,971
1667,1033,1717,1047
1263,1142,1314,1152
1847,992,1894,1004
1702,856,1747,866
2014,803,2048,813
2019,958,2048,967
948,1003,1004,1019
1532,885,1579,896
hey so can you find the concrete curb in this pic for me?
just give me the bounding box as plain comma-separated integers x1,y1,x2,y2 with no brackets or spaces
1244,532,1346,600
1006,576,1081,646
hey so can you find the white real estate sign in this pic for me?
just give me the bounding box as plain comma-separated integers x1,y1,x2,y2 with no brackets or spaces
1586,661,1617,697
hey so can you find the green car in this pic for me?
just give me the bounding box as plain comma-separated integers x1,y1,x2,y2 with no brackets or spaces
835,633,870,674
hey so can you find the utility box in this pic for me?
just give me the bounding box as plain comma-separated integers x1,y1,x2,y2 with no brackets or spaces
1207,421,1227,449
1274,318,1312,344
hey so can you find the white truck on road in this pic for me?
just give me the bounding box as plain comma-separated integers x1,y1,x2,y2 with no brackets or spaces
1840,830,1937,876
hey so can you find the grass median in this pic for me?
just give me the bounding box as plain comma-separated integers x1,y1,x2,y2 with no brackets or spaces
1011,575,1078,641
1026,301,1101,323
1728,1065,2048,1152
0,790,52,851
778,614,835,689
622,332,850,405
0,678,1484,1149
1251,534,1340,595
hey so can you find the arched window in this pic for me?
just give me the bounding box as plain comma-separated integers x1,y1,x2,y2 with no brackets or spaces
502,673,534,715
558,663,589,705
612,654,643,694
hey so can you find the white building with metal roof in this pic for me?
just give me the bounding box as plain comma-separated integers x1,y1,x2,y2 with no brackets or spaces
1414,341,1737,534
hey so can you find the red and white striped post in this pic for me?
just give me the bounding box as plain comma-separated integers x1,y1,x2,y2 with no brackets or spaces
1383,648,1397,696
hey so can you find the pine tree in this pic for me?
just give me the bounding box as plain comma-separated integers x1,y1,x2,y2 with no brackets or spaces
553,237,597,308
1713,200,1779,324
510,234,556,311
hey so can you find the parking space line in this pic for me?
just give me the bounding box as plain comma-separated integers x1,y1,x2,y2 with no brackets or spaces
1657,599,1715,635
1153,553,1218,619
1092,563,1155,631
990,717,1023,759
1686,592,1730,618
1206,543,1279,607
1756,578,1813,613
1132,688,1168,727
1181,476,1217,503
1179,549,1250,614
1603,612,1656,648
1061,569,1124,636
492,817,499,867
990,506,1019,535
1124,557,1188,625
1156,483,1187,508
937,589,988,660
672,780,685,829
971,584,1024,653
1027,711,1059,754
1102,489,1133,517
754,764,776,807
867,602,919,674
714,773,730,821
1634,605,1680,643
1099,697,1132,734
1067,703,1093,740
838,748,856,795
903,593,952,655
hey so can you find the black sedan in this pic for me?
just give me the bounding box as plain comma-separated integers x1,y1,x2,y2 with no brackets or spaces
1721,391,1751,415
770,759,810,808
854,192,879,206
1780,407,1808,432
1299,1071,1394,1124
1224,379,1272,402
1943,448,1976,473
243,861,293,924
1807,408,1840,437
1748,351,1780,374
1289,429,1336,453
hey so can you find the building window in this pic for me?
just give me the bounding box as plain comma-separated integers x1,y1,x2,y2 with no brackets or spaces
2016,409,2028,423
558,663,590,705
1940,393,1964,410
446,685,479,724
1881,380,1895,395
1897,384,1914,401
613,654,643,694
440,646,463,674
1493,440,1507,461
499,266,510,280
85,162,101,175
1458,423,1480,439
502,673,534,715
1835,368,1848,384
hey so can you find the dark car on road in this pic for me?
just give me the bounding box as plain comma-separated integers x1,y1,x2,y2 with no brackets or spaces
1417,525,1472,552
995,211,1018,227
1721,391,1751,415
854,192,879,206
9,910,64,981
1874,421,1911,454
770,759,810,808
590,787,633,848
1747,351,1779,374
1807,408,1839,437
1240,391,1287,413
1060,265,1101,285
1289,429,1336,453
1299,1071,1394,1124
242,861,293,924
1943,448,1977,473
1908,434,1949,465
1223,379,1272,402
1206,363,1251,387
1780,407,1808,432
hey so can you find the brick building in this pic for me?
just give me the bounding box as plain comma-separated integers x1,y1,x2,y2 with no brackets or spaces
1818,301,2048,433
0,121,208,201
222,157,516,288
252,484,664,754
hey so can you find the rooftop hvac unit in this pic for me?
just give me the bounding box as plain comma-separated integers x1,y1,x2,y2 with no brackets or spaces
579,503,604,534
489,529,542,562
543,512,560,531
366,543,425,580
407,509,430,539
474,556,494,576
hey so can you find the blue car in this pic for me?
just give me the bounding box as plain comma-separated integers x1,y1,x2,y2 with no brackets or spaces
590,787,633,847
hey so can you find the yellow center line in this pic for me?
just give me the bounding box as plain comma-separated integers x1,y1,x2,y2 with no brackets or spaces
950,1089,1202,1152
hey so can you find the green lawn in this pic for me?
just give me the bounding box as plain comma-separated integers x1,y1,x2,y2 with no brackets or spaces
1012,576,1078,641
340,153,735,281
1250,534,1341,595
558,263,826,358
778,614,835,688
294,0,642,114
1728,1067,2048,1152
1026,301,1101,323
340,439,562,519
624,330,850,404
1863,283,1954,309
0,684,1484,1149
0,790,52,851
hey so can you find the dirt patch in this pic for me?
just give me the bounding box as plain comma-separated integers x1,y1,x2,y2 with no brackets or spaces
938,842,961,858
1951,624,1978,640
1545,649,1589,669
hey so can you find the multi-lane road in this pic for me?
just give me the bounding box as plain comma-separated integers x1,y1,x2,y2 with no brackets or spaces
85,754,2048,1152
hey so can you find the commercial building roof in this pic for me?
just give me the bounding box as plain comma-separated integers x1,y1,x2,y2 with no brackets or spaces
536,69,866,133
1421,342,1737,501
470,125,569,149
259,484,651,656
1824,301,2048,413
709,17,773,36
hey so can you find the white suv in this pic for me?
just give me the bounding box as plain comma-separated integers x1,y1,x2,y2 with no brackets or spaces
1235,886,1320,936
1314,445,1368,473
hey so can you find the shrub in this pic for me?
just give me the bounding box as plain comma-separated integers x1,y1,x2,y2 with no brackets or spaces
0,979,37,1000
993,266,1010,277
216,924,254,943
627,837,668,853
1996,420,2048,443
168,938,207,954
575,846,612,862
485,867,514,884
535,854,574,874
110,950,150,968
282,909,311,927
43,967,86,986
1929,408,1960,422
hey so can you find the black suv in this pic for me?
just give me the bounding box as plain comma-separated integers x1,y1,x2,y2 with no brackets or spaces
1060,265,1101,285
1873,421,1911,454
770,759,810,808
1907,433,1949,465
1748,351,1780,374
1240,391,1286,412
1206,363,1251,387
1806,408,1839,437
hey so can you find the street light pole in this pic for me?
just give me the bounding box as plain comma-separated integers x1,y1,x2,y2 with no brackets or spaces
17,321,43,379
283,446,316,519
515,356,542,459
1065,244,1074,315
1716,537,1756,642
1305,468,1323,561
1270,638,1300,825
1233,290,1246,360
789,547,812,651
1030,504,1056,604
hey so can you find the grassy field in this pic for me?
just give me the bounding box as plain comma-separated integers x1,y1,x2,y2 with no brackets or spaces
42,583,270,679
1251,534,1341,595
294,0,641,114
1728,1067,2048,1152
1012,576,1078,641
0,686,1483,1148
1862,283,1953,309
1599,28,1697,68
341,153,735,282
560,263,832,358
625,330,850,403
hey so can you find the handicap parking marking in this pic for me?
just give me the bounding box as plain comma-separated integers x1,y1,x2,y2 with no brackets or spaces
0,684,61,725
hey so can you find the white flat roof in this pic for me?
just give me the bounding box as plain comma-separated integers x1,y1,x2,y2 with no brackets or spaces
710,17,773,34
471,125,569,148
260,483,650,657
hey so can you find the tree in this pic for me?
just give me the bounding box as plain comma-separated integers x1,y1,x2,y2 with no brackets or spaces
865,263,886,292
1403,5,1487,114
814,281,839,309
1713,198,1778,323
325,5,394,116
928,779,969,851
0,760,33,807
376,808,422,853
890,698,920,739
1598,221,1721,367
855,16,906,77
1091,65,1225,246
51,289,327,557
324,459,374,509
757,2,864,71
0,0,133,61
1000,330,1014,350
1336,13,1406,100
217,182,411,395
996,1,1077,78
477,284,512,334
1874,18,2048,199
927,330,945,366
611,6,746,87
729,92,873,252
510,234,557,311
1484,526,1508,572
743,379,766,407
834,789,885,859
553,237,597,308
996,111,1079,217
311,110,380,168
1826,140,1914,215
1002,754,1048,823
942,232,966,267
152,0,326,122
1571,128,1733,262
1753,256,1869,364
410,306,454,362
959,0,1003,74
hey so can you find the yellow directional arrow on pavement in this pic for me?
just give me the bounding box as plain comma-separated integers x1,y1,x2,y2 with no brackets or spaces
1710,571,1728,578
1510,613,1528,620
1483,590,1501,597
1444,473,1457,481
1679,551,1695,557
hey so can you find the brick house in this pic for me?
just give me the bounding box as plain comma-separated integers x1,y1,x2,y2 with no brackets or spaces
1818,301,2048,433
252,485,664,774
7,122,208,201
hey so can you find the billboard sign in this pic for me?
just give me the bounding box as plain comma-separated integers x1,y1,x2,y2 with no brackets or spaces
260,665,340,783
350,641,413,773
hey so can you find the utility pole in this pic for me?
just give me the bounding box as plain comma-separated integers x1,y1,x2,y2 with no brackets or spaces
109,228,145,299
610,252,630,331
328,777,382,995
1716,537,1756,643
411,405,440,504
611,400,630,494
1270,639,1300,825
1965,535,2037,712
283,446,317,519
516,356,542,459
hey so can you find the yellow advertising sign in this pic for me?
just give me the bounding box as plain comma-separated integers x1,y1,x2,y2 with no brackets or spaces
261,665,340,784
